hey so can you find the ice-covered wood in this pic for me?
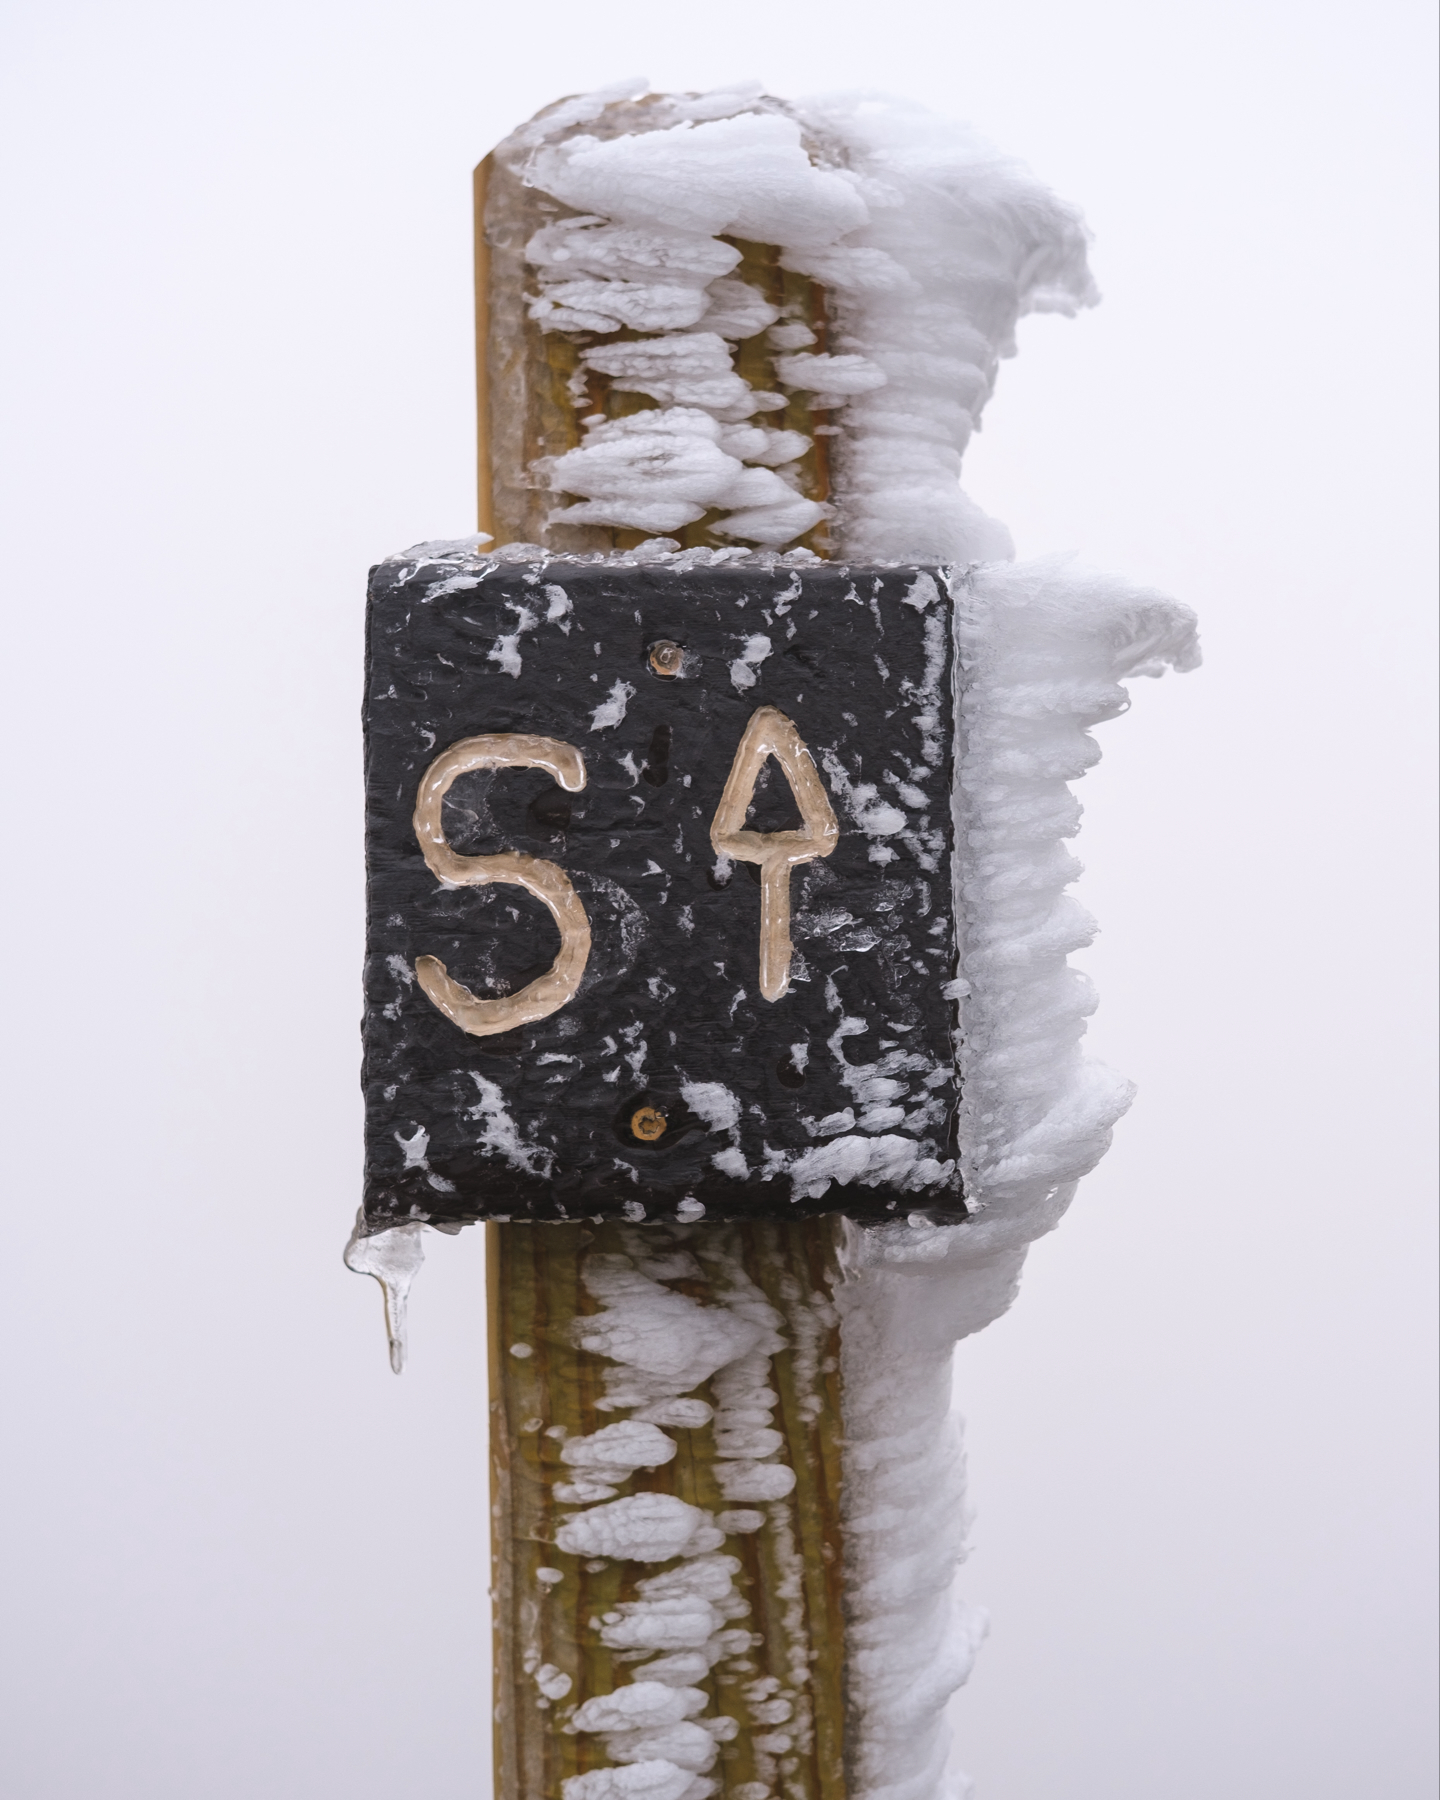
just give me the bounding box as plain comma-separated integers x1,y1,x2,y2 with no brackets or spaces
490,1218,847,1800
475,84,1093,565
349,79,1198,1800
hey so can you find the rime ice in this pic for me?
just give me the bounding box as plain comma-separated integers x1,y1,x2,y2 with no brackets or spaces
351,78,1198,1800
494,85,1094,561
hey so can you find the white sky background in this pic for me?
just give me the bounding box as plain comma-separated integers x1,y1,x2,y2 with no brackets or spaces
0,1,1434,1795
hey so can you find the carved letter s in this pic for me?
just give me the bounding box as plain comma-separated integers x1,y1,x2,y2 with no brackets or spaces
412,734,590,1037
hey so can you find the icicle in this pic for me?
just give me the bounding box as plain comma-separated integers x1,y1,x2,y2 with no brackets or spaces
344,1213,427,1373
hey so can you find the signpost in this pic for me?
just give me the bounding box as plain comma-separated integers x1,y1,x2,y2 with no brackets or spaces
348,84,1199,1800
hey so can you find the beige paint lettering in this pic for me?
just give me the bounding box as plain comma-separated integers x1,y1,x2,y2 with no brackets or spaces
412,734,590,1036
710,706,839,1002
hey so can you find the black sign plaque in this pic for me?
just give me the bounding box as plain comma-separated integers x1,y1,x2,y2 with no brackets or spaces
362,549,965,1229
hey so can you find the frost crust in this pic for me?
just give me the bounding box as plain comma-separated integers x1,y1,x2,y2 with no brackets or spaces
832,557,1197,1797
496,85,1097,559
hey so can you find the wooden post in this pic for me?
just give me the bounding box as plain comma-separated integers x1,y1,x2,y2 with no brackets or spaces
473,108,858,1794
472,146,832,558
489,1219,849,1797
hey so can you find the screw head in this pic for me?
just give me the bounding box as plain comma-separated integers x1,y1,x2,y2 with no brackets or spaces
630,1105,668,1142
647,640,684,678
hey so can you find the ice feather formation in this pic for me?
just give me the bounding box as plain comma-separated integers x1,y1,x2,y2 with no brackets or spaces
832,559,1197,1798
546,1235,815,1800
499,84,1095,558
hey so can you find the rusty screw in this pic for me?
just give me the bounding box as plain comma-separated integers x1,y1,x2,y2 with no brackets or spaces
630,1105,668,1142
647,640,684,678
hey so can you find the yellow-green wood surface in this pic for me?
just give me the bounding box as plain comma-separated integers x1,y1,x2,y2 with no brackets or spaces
489,1219,849,1799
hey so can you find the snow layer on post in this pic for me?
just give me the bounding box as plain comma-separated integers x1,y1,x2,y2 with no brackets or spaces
486,85,1094,562
490,1220,849,1800
791,94,1096,564
953,559,1200,1233
834,560,1198,1797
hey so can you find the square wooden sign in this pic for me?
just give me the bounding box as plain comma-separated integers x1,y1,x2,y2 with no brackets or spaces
362,549,965,1228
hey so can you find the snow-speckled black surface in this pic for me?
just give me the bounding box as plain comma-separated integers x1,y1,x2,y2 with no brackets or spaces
362,551,965,1228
